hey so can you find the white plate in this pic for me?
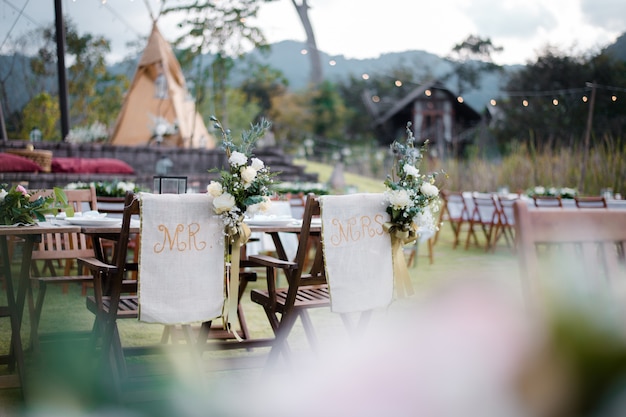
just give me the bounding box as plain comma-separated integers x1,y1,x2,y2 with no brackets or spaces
0,222,36,228
65,217,121,227
244,218,297,227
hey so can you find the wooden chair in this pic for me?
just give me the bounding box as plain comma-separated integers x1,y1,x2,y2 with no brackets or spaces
79,193,258,397
574,196,607,208
77,192,143,398
249,193,393,367
436,190,473,249
491,195,519,251
27,187,99,349
466,193,500,251
532,195,562,208
249,195,324,365
514,200,626,310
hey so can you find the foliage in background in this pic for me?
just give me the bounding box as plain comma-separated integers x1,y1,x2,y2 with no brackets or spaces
436,135,625,196
65,181,142,197
493,48,626,153
20,92,59,141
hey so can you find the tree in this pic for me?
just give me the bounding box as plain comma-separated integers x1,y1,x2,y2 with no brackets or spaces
445,34,503,95
291,0,323,87
28,19,128,135
239,60,289,121
161,0,275,126
493,47,626,151
20,92,60,141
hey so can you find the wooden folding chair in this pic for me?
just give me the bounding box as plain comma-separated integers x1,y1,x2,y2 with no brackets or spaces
437,190,473,249
250,193,394,367
491,195,519,251
574,196,607,208
466,193,500,251
27,186,99,349
79,193,259,399
514,201,626,310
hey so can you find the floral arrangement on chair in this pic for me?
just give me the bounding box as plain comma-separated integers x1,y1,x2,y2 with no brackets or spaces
206,117,275,240
384,122,441,237
0,184,68,225
383,122,442,295
205,116,276,337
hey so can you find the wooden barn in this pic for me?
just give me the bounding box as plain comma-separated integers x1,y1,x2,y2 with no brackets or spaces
366,81,483,158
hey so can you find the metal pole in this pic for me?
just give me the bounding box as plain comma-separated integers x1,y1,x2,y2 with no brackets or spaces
54,0,70,140
579,82,596,192
0,100,8,141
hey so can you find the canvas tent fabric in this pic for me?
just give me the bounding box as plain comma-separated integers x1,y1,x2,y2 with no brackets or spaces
110,23,215,149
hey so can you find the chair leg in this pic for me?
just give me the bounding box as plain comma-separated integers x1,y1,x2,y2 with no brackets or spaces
27,280,48,351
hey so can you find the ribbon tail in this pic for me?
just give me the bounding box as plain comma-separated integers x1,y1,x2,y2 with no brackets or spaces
391,236,415,298
226,237,244,342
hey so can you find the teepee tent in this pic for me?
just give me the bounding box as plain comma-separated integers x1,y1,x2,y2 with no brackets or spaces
110,23,215,148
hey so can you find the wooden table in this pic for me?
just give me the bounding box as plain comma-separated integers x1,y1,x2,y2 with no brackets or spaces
0,223,81,396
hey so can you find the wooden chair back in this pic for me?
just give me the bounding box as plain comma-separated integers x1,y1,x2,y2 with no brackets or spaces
249,194,327,364
492,195,519,251
532,195,562,207
28,187,99,349
574,196,607,208
467,193,500,251
514,200,626,309
437,190,471,248
65,187,98,212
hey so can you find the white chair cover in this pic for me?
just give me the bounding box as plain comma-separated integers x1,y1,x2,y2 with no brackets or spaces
138,193,225,324
320,193,394,313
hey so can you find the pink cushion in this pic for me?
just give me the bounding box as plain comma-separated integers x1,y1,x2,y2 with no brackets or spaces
0,152,42,172
51,158,134,174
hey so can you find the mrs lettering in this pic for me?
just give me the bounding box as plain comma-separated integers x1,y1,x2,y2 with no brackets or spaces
328,214,384,246
153,222,207,253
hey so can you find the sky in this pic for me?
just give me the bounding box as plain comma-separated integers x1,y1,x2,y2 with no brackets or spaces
1,0,625,66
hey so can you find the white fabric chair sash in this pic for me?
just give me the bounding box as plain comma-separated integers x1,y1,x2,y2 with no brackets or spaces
138,193,225,324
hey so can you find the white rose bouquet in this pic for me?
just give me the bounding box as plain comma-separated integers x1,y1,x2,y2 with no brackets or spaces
383,122,442,238
207,117,276,240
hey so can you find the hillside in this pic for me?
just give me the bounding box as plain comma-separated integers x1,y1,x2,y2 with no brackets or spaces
4,33,625,118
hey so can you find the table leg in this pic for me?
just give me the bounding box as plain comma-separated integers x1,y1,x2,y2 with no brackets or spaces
0,236,28,393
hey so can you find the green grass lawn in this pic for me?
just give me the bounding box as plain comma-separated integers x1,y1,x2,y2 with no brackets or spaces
0,162,525,414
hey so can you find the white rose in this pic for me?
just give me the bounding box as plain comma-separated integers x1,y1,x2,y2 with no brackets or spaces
420,182,439,197
403,164,419,177
206,181,223,197
0,189,7,202
229,151,248,166
213,192,236,214
387,189,412,209
240,166,257,185
251,158,264,170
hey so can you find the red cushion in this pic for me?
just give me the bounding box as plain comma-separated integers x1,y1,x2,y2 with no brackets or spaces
0,152,42,172
92,158,135,174
51,157,82,173
51,158,134,174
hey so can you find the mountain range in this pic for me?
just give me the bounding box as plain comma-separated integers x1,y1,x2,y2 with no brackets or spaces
3,33,625,119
